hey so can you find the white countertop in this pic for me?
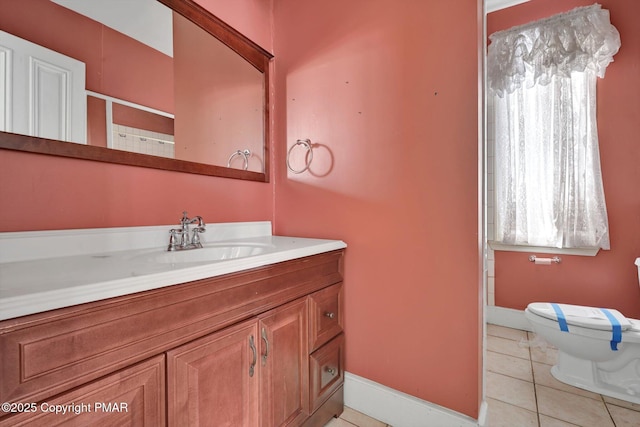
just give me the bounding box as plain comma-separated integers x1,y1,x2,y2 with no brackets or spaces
0,222,346,321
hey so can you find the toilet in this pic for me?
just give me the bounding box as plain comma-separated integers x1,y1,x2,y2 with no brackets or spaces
524,258,640,404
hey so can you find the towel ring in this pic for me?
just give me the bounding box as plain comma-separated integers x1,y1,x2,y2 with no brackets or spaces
227,149,251,170
286,139,313,174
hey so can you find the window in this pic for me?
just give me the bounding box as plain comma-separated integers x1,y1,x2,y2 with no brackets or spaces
487,4,620,250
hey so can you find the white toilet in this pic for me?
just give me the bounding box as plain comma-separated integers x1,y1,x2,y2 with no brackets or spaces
524,258,640,404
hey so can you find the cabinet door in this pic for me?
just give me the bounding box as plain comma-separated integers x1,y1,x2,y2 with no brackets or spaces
0,355,165,427
167,320,259,427
259,299,309,427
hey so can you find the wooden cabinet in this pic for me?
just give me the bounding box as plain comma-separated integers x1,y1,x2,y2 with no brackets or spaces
304,284,344,426
0,356,165,427
0,250,344,426
167,321,259,427
310,334,344,413
259,299,309,427
167,298,309,427
308,283,343,352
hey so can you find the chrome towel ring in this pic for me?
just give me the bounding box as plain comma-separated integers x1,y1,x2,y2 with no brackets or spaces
227,149,251,170
286,139,313,174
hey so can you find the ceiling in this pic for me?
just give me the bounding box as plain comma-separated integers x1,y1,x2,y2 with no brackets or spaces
486,0,531,13
50,0,173,56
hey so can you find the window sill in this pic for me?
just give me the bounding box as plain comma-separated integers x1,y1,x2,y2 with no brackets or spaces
487,241,600,256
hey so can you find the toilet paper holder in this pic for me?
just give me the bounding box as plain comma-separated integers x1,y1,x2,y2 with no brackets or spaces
529,255,561,264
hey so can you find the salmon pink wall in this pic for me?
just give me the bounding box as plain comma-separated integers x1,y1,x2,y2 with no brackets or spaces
0,150,273,231
272,0,481,418
0,0,274,232
87,97,108,148
112,104,174,136
488,0,640,317
194,0,273,51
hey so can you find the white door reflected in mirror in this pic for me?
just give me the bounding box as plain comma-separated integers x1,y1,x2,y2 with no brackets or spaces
0,29,86,144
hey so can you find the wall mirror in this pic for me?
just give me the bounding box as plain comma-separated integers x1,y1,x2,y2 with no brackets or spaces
0,0,272,182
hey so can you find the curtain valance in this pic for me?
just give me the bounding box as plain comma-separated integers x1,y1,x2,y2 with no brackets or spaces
488,4,620,97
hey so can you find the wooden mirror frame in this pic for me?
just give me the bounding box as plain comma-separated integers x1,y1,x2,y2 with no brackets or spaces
0,0,273,182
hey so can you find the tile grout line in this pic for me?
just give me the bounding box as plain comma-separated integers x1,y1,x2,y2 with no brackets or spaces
602,394,617,426
526,333,542,427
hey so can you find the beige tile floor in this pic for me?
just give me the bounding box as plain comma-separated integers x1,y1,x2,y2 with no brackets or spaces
487,324,640,427
325,407,390,427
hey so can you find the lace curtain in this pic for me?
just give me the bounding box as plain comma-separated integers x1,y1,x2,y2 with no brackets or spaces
488,4,620,97
488,4,620,249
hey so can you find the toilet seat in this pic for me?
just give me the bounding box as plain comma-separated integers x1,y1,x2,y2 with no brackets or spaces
528,302,632,332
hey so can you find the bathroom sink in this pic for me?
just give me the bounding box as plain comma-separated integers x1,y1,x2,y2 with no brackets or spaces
135,243,274,265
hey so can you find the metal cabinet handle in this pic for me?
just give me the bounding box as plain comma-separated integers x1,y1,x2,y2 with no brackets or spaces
249,335,257,377
325,366,337,376
261,327,269,365
324,311,335,319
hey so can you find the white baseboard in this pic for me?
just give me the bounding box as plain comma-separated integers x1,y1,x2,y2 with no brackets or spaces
344,372,480,427
486,306,531,331
477,400,488,427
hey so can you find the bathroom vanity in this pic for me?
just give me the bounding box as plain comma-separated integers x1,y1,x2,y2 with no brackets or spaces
0,222,346,426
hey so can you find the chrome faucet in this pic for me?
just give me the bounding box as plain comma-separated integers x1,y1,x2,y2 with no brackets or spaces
168,211,206,251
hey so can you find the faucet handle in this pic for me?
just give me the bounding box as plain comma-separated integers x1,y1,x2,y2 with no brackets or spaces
168,229,181,251
191,227,204,248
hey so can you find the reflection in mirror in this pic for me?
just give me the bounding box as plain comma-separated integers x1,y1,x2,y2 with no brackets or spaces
87,91,176,158
0,0,272,181
173,13,264,171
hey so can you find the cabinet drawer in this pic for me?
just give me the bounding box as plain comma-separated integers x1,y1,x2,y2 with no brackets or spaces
308,283,343,351
309,334,344,412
